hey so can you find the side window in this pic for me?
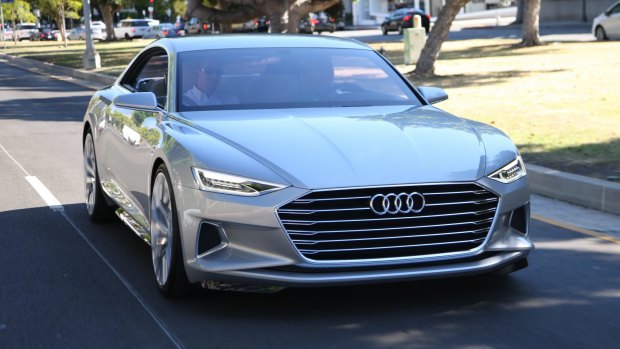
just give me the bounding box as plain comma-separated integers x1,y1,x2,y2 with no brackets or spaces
612,4,620,14
122,51,169,108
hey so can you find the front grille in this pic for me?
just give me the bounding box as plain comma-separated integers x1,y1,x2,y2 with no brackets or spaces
277,183,498,261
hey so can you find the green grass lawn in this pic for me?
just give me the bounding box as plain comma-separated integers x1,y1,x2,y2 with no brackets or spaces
0,40,147,76
3,37,619,179
371,39,620,180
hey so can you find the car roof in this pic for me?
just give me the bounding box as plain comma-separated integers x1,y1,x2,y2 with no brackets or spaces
155,34,372,53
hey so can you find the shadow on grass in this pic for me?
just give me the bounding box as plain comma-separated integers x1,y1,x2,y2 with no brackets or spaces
406,68,565,89
379,42,560,65
519,138,620,180
439,43,560,60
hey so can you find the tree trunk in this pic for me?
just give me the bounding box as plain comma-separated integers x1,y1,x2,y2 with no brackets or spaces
514,0,524,24
286,9,301,33
414,0,469,78
11,19,18,44
100,6,116,41
520,0,541,46
59,4,67,48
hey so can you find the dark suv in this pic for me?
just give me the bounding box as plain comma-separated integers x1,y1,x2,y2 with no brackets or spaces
381,8,430,35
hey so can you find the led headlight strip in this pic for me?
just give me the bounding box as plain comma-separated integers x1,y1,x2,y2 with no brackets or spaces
192,168,288,196
489,156,527,184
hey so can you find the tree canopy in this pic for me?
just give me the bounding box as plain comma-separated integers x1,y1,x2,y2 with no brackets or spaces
186,0,341,33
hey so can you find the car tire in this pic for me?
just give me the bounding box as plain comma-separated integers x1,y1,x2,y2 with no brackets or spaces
125,33,131,41
83,132,115,222
382,26,388,35
398,24,403,35
155,35,161,39
150,164,192,298
595,26,607,41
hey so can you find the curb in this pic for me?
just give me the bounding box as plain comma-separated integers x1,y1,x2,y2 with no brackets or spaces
0,52,116,88
1,53,617,217
527,164,620,216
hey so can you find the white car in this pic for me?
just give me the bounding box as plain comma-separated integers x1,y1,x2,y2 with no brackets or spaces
2,26,13,41
67,26,106,41
114,19,158,40
15,23,37,41
593,0,620,40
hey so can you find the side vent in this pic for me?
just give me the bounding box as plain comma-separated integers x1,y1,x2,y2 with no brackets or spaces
197,222,223,256
509,205,529,236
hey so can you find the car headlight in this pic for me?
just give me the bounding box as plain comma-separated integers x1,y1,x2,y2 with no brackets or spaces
192,168,288,196
488,156,527,183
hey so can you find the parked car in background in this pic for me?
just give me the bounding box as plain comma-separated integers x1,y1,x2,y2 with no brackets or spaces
299,13,336,34
29,28,59,41
232,17,270,33
593,0,620,40
185,18,211,35
67,26,106,41
15,23,37,41
381,8,430,35
67,27,85,40
1,26,14,41
82,35,532,298
144,23,182,39
114,19,158,40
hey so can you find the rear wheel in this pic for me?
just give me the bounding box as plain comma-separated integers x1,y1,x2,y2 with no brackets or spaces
382,25,388,35
595,26,607,41
125,33,131,41
150,164,192,298
83,132,115,222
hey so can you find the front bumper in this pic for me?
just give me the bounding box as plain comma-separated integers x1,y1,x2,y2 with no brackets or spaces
175,176,533,287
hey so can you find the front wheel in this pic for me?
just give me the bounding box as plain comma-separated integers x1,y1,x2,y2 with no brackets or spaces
150,164,192,298
398,24,403,35
595,26,607,41
83,132,115,222
382,25,388,35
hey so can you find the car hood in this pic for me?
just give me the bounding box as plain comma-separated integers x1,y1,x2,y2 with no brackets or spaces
180,106,507,189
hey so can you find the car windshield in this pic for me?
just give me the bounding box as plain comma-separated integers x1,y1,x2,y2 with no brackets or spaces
177,47,422,111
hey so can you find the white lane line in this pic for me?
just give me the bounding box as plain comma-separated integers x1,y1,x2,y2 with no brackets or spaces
0,142,185,349
0,143,30,176
60,211,186,349
25,176,64,211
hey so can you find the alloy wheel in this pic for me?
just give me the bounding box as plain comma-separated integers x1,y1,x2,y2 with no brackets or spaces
151,172,174,287
83,134,97,215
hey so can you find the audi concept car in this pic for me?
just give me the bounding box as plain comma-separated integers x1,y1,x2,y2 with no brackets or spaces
82,35,533,297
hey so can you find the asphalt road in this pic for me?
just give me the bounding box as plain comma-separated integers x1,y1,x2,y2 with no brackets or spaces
1,61,620,349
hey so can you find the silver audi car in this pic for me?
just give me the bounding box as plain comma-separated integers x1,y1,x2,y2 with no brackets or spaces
82,35,533,297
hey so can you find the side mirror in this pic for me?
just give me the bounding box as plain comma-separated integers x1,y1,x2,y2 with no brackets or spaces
418,86,448,104
114,92,158,110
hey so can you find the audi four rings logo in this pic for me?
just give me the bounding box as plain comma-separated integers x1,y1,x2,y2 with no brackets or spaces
370,192,426,215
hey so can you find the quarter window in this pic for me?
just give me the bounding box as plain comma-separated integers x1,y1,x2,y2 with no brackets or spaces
122,50,168,108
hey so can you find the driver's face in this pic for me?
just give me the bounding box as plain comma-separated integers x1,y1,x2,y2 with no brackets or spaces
196,64,222,94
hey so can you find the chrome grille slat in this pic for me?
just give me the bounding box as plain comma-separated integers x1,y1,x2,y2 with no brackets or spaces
277,183,498,261
299,237,487,255
291,228,489,244
281,207,496,225
286,219,493,236
294,196,372,204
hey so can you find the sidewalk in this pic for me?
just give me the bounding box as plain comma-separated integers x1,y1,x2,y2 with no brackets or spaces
1,52,619,236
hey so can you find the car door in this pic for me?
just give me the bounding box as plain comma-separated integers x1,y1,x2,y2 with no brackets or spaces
99,48,168,228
